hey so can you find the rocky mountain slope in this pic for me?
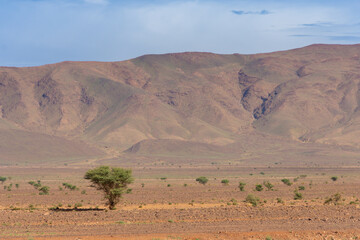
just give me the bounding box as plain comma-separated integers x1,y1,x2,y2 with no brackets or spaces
1,44,360,164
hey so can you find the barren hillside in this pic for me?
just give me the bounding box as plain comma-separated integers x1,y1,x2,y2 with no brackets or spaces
1,44,360,164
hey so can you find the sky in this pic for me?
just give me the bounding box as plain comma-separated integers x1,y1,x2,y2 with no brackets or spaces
1,0,360,66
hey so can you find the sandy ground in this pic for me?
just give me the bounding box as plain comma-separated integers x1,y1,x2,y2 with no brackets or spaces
1,165,360,239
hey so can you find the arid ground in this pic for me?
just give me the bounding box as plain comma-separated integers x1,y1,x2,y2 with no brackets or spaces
2,44,360,239
1,163,360,240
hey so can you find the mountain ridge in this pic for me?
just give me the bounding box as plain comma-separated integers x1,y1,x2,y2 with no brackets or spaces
1,44,360,164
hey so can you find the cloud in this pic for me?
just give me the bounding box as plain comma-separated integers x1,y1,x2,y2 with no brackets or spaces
83,0,108,5
329,35,360,41
290,34,360,42
290,34,316,37
232,9,271,15
300,22,334,27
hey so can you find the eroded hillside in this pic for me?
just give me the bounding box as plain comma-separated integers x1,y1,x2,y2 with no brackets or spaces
1,44,360,164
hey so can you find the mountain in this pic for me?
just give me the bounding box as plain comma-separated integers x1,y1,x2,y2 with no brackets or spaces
1,44,360,165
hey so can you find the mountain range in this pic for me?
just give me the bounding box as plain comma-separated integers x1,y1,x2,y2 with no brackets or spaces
1,44,360,165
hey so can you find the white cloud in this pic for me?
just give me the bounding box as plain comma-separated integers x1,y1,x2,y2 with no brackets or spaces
83,0,108,5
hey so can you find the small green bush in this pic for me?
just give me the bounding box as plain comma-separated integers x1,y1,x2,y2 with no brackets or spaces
238,182,246,191
196,176,208,185
263,181,274,191
221,179,230,185
62,183,77,190
33,183,41,189
230,198,238,205
255,184,263,191
294,191,302,200
324,193,342,205
281,178,292,186
245,194,260,207
331,176,338,181
39,186,50,195
0,176,7,184
74,203,83,209
221,179,229,185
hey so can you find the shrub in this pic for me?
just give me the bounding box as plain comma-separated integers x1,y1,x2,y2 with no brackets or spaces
245,194,260,207
255,184,263,191
230,198,238,205
263,181,274,191
28,180,42,189
331,176,338,181
196,176,208,185
0,176,7,184
324,193,342,205
221,179,229,185
276,197,284,204
281,178,292,186
298,185,305,191
39,186,50,195
84,166,134,210
294,191,302,200
15,184,19,189
74,203,83,209
62,183,77,190
238,182,246,191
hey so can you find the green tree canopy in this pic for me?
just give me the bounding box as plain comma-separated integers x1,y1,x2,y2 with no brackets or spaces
84,166,134,210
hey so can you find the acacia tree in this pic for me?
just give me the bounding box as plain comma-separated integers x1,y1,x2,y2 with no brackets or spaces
84,166,134,210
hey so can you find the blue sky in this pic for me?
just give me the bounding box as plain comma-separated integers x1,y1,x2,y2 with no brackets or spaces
1,0,360,66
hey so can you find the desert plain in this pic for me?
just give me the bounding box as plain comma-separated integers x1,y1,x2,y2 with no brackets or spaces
1,161,360,240
1,44,360,239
